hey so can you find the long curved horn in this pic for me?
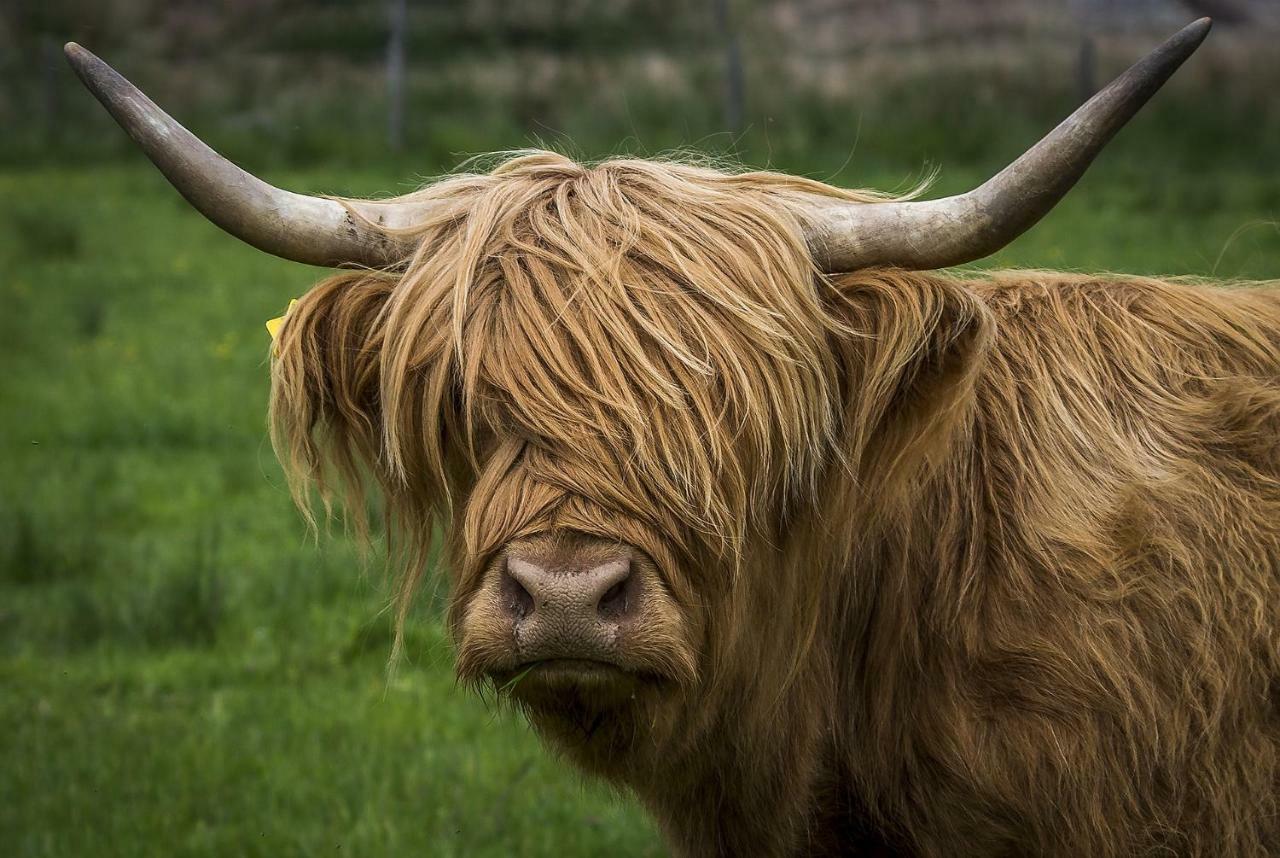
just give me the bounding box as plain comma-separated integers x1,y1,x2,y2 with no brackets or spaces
64,43,432,268
801,18,1212,273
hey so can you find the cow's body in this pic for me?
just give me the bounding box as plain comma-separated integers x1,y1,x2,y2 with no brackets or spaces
841,272,1280,856
554,271,1280,857
67,21,1277,857
263,163,1280,858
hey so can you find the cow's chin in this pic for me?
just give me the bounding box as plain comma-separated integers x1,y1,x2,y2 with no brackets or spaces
490,659,672,770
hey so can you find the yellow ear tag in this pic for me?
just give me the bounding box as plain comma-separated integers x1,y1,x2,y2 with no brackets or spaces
266,299,299,355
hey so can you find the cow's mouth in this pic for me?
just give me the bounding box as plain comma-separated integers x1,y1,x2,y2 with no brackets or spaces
490,659,656,709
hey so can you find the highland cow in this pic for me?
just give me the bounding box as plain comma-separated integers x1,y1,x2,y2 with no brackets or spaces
67,18,1279,857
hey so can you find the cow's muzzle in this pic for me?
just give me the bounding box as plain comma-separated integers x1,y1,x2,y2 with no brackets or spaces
501,546,640,661
457,531,696,694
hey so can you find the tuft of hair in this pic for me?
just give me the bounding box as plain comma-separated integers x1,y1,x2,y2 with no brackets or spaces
268,150,884,642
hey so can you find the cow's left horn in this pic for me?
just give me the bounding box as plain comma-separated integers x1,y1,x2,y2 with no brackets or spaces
65,43,433,268
801,18,1211,273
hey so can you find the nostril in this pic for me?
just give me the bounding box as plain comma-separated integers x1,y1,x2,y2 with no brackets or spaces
596,573,632,620
500,562,536,621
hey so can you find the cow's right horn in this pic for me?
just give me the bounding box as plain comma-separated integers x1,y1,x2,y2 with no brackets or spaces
64,43,434,268
799,18,1212,273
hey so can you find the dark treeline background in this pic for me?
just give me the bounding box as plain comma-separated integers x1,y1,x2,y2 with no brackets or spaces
4,0,1278,177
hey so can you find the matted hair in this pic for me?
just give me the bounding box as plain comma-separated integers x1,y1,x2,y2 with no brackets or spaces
267,151,1280,855
268,150,890,634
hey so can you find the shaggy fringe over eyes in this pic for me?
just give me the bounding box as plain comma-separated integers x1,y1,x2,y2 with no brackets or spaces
269,150,879,629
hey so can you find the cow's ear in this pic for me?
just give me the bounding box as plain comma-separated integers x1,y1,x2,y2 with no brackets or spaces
269,272,395,511
827,269,992,497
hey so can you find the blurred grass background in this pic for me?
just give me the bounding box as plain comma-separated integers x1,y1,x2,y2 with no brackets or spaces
2,1,1279,856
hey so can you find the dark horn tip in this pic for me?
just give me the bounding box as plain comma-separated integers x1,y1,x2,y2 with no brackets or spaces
1184,17,1213,42
63,42,101,79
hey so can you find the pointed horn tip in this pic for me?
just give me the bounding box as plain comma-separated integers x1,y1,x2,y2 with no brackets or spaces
1158,18,1211,67
1183,17,1213,44
63,42,102,79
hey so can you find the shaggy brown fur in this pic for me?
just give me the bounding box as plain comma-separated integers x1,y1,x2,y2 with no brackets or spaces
270,151,1280,856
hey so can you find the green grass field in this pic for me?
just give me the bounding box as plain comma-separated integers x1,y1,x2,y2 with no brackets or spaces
2,152,1277,856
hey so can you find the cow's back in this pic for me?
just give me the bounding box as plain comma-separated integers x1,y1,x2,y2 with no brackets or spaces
847,274,1280,857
